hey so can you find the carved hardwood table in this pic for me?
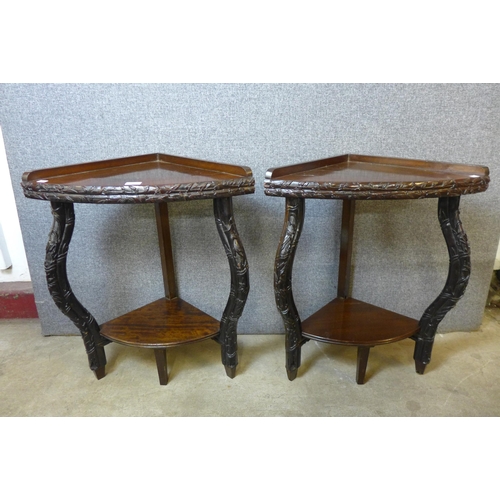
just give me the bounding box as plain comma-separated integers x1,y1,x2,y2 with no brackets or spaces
265,154,489,384
22,153,254,385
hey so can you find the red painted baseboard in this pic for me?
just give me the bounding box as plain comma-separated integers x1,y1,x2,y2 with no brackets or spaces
0,282,39,318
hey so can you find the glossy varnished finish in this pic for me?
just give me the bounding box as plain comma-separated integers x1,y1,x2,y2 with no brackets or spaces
22,153,254,203
265,154,489,199
301,298,419,346
100,298,220,347
23,154,254,385
266,154,489,384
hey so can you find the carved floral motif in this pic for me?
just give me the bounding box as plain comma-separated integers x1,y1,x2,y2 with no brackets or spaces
264,176,489,200
213,197,250,377
23,178,255,203
45,202,108,375
413,196,471,372
273,197,306,380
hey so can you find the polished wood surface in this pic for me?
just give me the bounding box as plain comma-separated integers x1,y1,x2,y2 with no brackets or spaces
265,153,489,199
100,298,220,348
23,153,253,183
22,153,255,203
301,297,419,345
23,154,253,384
267,154,488,383
27,159,241,186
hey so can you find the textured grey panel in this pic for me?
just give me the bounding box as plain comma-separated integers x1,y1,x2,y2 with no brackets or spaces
1,83,499,336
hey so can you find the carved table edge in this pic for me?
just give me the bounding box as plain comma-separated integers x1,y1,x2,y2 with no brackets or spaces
263,178,489,200
22,182,256,203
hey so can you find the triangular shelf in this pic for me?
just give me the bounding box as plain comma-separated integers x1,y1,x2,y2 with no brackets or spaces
302,297,419,346
100,298,220,348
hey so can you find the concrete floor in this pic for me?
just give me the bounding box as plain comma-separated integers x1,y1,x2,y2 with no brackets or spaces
1,308,500,417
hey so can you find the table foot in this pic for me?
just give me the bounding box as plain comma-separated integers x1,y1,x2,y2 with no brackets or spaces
94,365,106,380
154,349,168,385
286,343,301,381
214,197,250,379
415,360,427,374
45,201,108,378
356,346,371,385
414,196,470,373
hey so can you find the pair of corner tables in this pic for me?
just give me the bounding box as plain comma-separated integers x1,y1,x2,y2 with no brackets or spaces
21,153,490,385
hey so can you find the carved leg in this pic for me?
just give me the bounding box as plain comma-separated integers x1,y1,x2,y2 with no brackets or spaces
274,197,305,381
213,197,250,378
154,349,168,385
45,202,108,379
414,196,471,374
356,346,371,385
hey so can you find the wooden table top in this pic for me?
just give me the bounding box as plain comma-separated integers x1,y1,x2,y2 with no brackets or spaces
22,153,255,203
264,154,489,199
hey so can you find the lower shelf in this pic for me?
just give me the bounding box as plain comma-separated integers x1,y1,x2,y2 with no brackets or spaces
100,297,220,348
301,297,419,346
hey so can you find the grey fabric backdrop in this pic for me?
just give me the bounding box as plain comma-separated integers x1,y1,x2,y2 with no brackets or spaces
1,83,499,336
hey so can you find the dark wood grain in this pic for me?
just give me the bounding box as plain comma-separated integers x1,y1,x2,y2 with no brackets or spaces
23,154,254,384
264,153,489,199
266,154,486,383
23,153,253,183
100,298,220,348
22,153,255,203
302,298,419,345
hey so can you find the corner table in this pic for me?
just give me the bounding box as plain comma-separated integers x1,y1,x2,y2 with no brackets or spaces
264,154,489,384
22,153,254,385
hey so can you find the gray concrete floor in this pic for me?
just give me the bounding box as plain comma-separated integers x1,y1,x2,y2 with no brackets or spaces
1,308,500,417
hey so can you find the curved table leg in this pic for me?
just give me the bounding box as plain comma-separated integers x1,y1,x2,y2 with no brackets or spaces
414,196,471,374
45,202,108,379
274,197,305,381
214,197,250,378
